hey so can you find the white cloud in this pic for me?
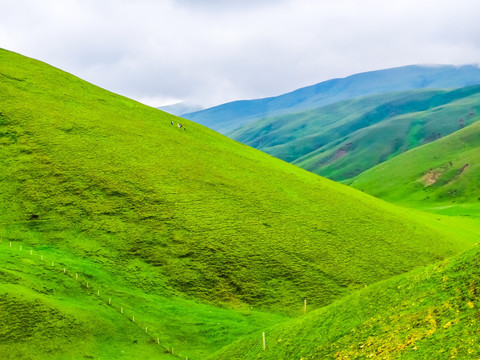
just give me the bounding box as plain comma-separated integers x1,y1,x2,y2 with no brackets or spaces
1,0,480,107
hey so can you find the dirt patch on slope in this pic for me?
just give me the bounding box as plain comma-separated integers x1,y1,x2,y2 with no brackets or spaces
419,162,453,187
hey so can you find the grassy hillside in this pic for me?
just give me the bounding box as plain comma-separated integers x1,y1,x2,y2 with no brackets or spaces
0,239,285,359
184,65,480,134
212,244,480,359
230,86,480,181
1,49,480,358
349,120,480,216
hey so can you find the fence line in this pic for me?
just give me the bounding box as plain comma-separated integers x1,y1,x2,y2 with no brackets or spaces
1,238,312,359
1,238,186,359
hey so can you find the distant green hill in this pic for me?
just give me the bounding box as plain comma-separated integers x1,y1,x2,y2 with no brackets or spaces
184,65,480,134
230,86,480,181
212,244,480,359
1,49,480,358
349,119,480,216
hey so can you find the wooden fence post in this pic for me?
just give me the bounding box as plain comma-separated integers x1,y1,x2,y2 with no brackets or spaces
263,331,266,351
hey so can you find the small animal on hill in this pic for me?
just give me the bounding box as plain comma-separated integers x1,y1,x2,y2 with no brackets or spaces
177,123,182,128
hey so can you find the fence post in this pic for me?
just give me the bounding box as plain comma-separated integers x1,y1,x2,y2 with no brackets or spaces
263,331,266,351
304,299,307,314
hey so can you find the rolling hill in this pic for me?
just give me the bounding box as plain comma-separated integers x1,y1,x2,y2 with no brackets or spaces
1,49,480,358
212,243,480,359
230,85,480,181
349,119,480,216
183,65,480,134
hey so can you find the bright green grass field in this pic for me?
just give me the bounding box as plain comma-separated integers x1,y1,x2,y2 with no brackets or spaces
1,49,480,358
213,244,480,359
0,239,285,359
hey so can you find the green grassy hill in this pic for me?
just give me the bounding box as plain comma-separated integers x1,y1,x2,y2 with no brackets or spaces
230,86,480,181
349,119,480,216
211,244,480,359
1,49,479,358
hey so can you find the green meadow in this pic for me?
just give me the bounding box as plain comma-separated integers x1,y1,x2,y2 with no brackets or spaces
2,48,480,359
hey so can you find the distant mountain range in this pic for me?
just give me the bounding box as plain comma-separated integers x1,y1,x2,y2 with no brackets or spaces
157,102,203,116
183,65,480,134
231,85,480,181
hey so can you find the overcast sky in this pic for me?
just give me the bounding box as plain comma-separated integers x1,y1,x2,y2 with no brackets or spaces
2,0,480,108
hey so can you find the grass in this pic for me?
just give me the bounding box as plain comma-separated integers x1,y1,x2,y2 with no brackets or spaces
2,48,480,358
0,238,285,359
212,244,480,359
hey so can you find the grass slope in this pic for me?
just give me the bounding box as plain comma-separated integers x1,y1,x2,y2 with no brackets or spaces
349,120,480,216
0,239,284,359
184,65,480,134
230,86,480,181
1,49,479,358
212,244,480,359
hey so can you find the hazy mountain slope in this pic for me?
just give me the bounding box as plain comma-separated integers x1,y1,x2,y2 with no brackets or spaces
212,244,480,359
184,65,480,133
349,120,480,215
2,49,480,358
157,102,203,116
230,85,480,181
